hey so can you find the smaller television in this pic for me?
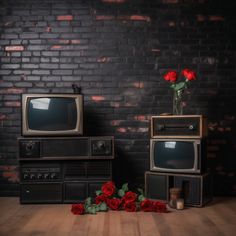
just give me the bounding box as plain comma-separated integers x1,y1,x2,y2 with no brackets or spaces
150,139,205,174
22,94,83,136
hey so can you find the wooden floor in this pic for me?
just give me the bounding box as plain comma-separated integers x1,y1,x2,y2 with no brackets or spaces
0,197,235,236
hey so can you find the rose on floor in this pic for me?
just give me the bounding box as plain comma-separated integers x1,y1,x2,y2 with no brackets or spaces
140,199,153,212
71,203,85,215
71,181,168,215
122,191,137,204
101,181,116,197
107,198,122,210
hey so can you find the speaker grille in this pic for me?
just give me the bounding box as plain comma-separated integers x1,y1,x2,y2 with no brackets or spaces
42,138,89,157
64,182,87,202
64,162,87,180
146,173,168,201
87,161,111,178
20,183,62,203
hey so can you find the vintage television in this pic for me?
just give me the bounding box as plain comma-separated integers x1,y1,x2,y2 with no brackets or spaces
150,138,205,174
22,94,83,136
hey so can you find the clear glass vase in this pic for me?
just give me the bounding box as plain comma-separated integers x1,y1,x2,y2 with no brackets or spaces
173,90,183,115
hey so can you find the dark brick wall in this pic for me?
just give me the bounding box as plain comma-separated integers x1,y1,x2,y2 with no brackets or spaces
0,0,235,196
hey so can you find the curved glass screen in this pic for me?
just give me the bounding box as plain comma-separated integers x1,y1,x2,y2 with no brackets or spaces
28,97,77,131
154,141,194,169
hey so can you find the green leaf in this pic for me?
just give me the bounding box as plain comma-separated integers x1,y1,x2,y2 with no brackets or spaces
173,82,186,91
138,195,146,202
122,183,129,192
86,206,91,214
87,206,97,214
95,190,102,196
85,197,92,207
137,188,144,195
93,204,100,212
118,189,125,197
99,202,108,212
90,207,97,214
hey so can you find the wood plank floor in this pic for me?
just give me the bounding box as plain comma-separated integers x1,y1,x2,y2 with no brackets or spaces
0,197,235,236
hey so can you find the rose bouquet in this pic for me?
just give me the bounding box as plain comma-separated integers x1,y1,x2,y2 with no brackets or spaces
71,181,167,215
163,68,197,115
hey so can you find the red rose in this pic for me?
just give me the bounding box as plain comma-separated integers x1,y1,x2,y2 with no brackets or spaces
107,198,122,210
101,181,116,197
182,68,196,81
163,71,178,83
123,191,137,204
95,194,107,205
140,199,153,212
152,201,168,213
124,202,137,212
71,203,85,215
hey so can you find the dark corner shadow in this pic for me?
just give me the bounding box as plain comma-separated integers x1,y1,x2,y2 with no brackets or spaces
204,197,236,207
206,89,236,197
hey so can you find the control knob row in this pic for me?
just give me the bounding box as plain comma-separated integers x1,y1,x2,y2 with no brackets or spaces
23,173,58,180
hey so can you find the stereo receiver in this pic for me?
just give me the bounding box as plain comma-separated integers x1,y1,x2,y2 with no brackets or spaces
151,115,208,138
18,136,114,160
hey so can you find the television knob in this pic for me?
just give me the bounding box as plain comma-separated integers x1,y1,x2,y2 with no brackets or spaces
50,173,57,179
37,174,43,179
157,125,165,131
188,124,196,130
44,173,50,179
23,173,29,180
29,174,36,180
26,142,35,151
97,141,105,150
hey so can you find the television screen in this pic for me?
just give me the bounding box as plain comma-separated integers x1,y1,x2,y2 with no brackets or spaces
154,141,195,169
28,97,77,131
22,94,83,136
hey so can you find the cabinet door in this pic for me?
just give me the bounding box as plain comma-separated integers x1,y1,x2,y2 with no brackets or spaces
20,183,62,203
145,173,168,201
64,182,87,203
174,176,201,206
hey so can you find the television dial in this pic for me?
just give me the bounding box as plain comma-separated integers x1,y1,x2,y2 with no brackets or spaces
26,141,35,151
188,124,196,130
157,125,165,131
23,173,29,180
97,141,106,150
44,173,50,179
37,174,43,179
92,139,112,156
50,173,57,179
29,174,36,180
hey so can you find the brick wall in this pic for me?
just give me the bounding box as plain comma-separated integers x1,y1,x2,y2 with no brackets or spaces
0,0,235,196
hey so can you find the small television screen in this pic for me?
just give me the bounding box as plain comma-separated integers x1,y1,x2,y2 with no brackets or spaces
154,141,194,169
150,139,202,174
22,94,83,136
28,97,77,131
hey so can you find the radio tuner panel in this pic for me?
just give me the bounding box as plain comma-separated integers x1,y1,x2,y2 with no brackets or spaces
20,163,61,182
18,136,114,160
151,115,208,139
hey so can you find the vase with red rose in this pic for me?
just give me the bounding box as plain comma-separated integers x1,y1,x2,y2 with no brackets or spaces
163,69,197,115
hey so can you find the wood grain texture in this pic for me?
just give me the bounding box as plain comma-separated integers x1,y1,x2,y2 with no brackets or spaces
0,197,235,236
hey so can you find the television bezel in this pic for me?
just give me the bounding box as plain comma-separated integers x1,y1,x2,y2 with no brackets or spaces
150,138,202,174
22,94,83,136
